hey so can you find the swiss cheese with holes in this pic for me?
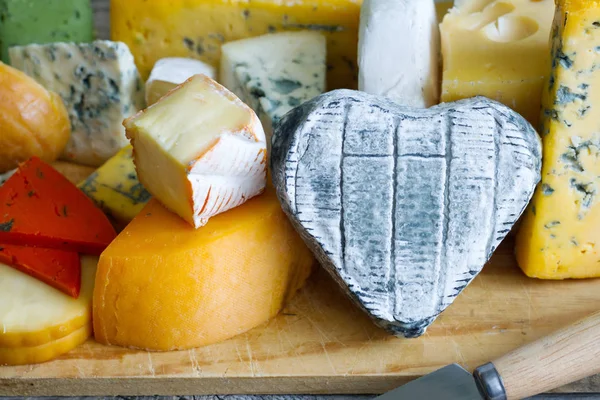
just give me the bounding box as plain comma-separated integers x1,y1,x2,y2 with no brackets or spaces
440,0,555,124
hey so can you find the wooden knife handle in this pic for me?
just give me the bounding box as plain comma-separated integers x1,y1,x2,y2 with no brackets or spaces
475,311,600,400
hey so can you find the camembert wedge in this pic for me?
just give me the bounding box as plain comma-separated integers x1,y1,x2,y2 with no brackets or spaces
124,74,267,228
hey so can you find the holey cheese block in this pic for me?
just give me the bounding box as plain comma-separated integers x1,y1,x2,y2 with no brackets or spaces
271,90,542,337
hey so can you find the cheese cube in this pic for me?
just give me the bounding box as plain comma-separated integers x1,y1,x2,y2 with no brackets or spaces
110,0,361,90
0,0,93,63
146,58,216,106
124,75,267,228
9,41,145,167
516,0,600,279
221,32,326,138
440,0,555,124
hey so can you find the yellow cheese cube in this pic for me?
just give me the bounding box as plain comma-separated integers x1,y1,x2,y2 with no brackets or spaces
440,0,555,124
110,0,361,90
516,0,600,279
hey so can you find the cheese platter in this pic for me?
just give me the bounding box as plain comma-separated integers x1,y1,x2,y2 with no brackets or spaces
2,0,600,396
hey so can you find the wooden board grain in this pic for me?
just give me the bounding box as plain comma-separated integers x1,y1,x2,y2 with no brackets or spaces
1,162,600,396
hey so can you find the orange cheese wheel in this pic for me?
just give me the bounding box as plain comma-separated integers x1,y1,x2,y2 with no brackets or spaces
93,188,314,351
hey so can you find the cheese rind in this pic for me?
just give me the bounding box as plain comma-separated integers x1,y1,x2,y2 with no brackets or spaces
0,256,96,348
0,324,91,366
125,75,267,228
0,0,94,63
93,190,314,351
146,58,216,105
516,0,600,279
110,0,361,90
271,91,541,337
78,145,151,227
358,0,440,107
9,41,145,167
440,0,555,124
221,32,326,138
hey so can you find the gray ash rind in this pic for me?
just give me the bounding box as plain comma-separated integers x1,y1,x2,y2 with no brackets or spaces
271,90,541,337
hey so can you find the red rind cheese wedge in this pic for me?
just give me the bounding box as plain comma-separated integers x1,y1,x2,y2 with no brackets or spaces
0,157,116,254
0,245,80,298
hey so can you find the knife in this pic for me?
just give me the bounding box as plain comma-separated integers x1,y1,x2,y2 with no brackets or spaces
375,310,600,399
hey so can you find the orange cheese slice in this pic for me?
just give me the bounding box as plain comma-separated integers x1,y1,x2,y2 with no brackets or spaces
93,188,314,351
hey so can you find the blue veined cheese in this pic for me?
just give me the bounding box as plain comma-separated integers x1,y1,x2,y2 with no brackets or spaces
271,91,541,337
8,41,145,167
359,0,440,107
516,0,600,279
78,145,151,228
220,32,326,140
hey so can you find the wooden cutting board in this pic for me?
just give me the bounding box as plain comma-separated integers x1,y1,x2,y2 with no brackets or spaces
1,163,600,396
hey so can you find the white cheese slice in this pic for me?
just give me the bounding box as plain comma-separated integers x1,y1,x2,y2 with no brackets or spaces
358,0,440,107
220,32,326,140
0,256,97,344
145,57,216,105
124,74,267,228
9,41,145,167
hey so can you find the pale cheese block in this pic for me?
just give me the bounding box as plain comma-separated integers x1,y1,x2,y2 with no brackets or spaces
439,0,555,124
358,0,440,107
0,256,97,349
9,41,145,167
93,189,314,351
124,74,267,228
146,57,216,105
221,32,326,139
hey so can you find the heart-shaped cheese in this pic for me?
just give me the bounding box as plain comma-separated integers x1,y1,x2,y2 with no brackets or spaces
271,90,542,337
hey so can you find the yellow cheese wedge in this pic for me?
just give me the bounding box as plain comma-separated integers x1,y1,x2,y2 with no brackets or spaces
516,0,600,279
0,256,97,348
110,0,361,90
124,75,267,228
93,189,314,351
0,324,90,366
78,145,151,228
440,0,555,124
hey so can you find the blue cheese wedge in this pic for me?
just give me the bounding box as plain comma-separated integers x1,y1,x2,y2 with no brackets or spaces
358,0,440,107
145,57,216,105
271,90,541,337
8,41,145,167
220,32,326,140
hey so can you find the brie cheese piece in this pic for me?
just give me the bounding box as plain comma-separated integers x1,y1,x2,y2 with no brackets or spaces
271,90,541,337
124,74,267,228
358,0,440,107
145,57,216,105
221,32,326,139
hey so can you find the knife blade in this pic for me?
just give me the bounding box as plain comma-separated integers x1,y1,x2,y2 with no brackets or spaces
373,310,600,399
375,364,483,400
